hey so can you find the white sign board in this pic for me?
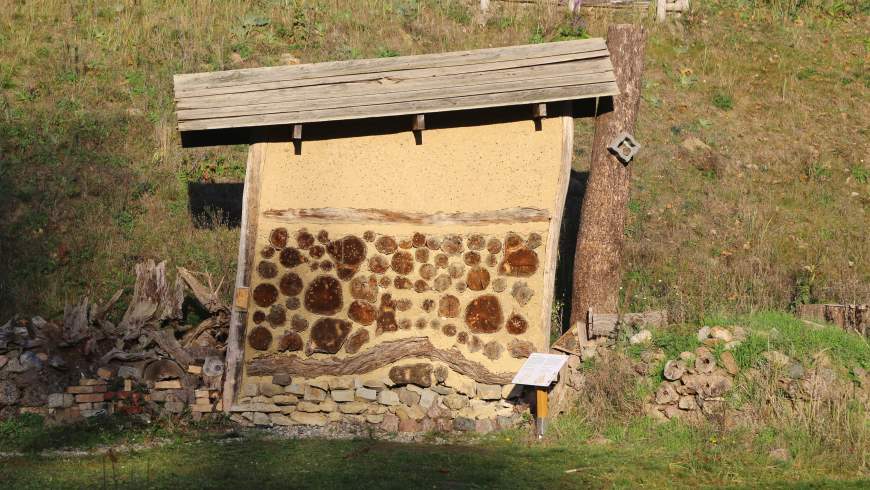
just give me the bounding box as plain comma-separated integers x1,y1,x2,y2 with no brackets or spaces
511,353,569,387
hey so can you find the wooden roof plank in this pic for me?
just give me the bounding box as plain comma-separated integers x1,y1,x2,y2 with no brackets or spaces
176,50,609,103
177,70,614,122
177,58,612,110
177,81,618,131
174,38,607,93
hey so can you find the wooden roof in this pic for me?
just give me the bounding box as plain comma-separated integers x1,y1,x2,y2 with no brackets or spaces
173,39,618,133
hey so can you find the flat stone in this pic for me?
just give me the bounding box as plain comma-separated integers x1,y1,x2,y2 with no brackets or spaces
377,390,399,406
329,377,355,390
308,378,330,390
697,326,710,341
296,401,322,412
259,383,284,397
270,413,295,426
396,387,421,405
444,394,468,410
453,416,476,432
253,412,272,426
319,399,338,412
291,411,327,426
678,395,697,410
405,384,424,394
432,385,454,395
476,384,501,400
362,379,387,390
272,394,299,405
332,389,355,402
339,401,369,414
380,413,399,432
286,383,306,395
419,389,437,409
304,386,327,402
356,387,378,401
0,381,20,405
397,404,425,421
272,374,293,386
240,383,259,397
365,414,384,424
398,417,419,432
475,419,495,433
720,351,739,375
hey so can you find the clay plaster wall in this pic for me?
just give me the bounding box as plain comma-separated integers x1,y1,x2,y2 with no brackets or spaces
239,117,567,413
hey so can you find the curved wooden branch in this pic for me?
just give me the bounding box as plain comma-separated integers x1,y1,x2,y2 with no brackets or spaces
247,336,513,384
261,207,549,226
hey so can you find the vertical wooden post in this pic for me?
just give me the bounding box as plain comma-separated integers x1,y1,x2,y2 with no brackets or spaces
222,142,266,411
535,387,549,438
540,102,573,349
569,25,646,340
656,0,667,22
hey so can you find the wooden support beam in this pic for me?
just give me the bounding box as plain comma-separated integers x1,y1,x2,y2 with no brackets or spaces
412,114,425,145
291,124,302,154
532,103,547,131
570,24,647,341
222,142,266,412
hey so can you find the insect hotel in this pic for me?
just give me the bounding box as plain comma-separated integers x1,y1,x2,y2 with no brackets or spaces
173,39,618,432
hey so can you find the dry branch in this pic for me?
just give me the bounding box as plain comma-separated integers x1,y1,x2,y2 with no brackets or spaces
248,336,513,384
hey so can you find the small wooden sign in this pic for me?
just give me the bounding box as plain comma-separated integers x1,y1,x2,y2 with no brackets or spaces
234,287,250,310
511,353,569,387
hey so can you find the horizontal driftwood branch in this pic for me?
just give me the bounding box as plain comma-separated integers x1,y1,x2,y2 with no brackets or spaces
247,336,514,384
261,207,550,226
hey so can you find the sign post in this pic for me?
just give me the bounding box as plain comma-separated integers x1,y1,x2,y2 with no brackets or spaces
511,353,569,438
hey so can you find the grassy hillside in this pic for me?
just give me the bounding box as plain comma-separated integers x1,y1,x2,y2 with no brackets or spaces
0,0,867,322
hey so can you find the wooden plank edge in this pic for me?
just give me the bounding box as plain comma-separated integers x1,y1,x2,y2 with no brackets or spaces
540,103,574,350
175,38,608,90
222,142,265,412
175,50,612,99
178,82,619,132
175,57,614,109
176,68,615,119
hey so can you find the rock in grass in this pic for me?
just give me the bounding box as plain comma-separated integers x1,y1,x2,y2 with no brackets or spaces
769,447,790,463
629,329,652,345
720,351,739,375
663,360,686,381
697,326,711,341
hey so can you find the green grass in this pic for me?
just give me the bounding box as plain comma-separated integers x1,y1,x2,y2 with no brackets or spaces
1,417,868,489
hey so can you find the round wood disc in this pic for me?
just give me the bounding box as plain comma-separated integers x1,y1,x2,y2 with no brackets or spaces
464,295,503,333
269,228,288,248
505,313,529,335
466,266,490,291
303,275,343,315
348,300,377,325
248,326,272,351
257,261,278,279
296,230,315,249
375,236,398,255
279,272,303,296
279,248,305,268
390,251,414,275
438,294,460,318
252,283,278,307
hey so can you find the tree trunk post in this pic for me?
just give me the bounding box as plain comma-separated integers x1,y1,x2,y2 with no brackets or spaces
569,24,646,341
